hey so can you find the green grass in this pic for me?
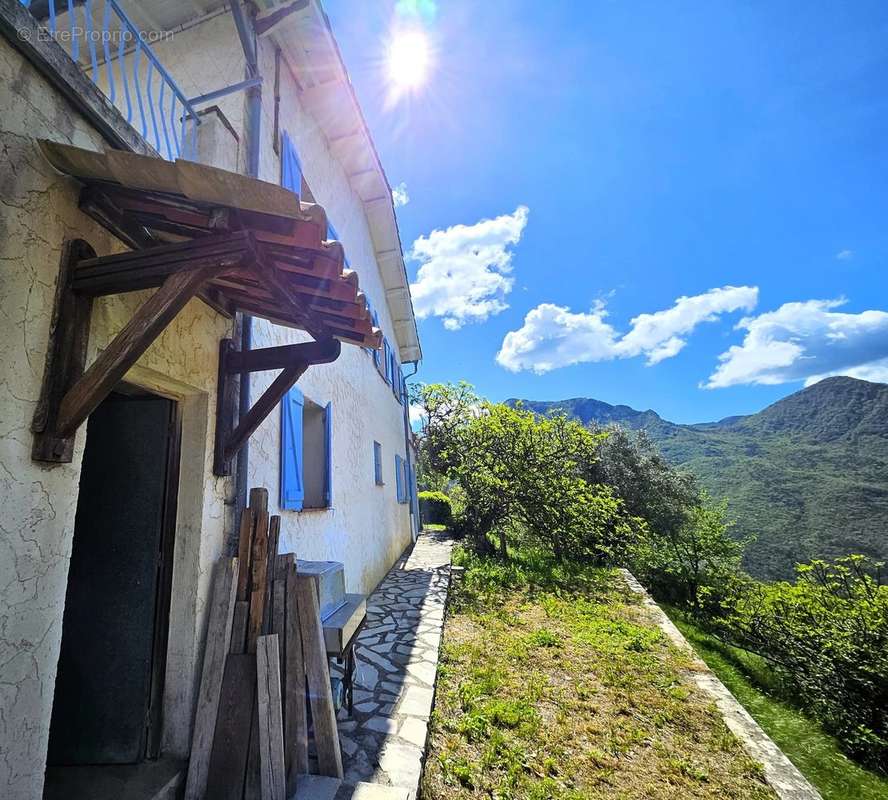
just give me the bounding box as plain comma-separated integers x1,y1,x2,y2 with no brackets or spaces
422,523,449,531
665,608,888,800
421,547,777,799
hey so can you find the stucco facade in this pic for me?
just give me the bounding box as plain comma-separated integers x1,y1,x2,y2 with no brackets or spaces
0,5,417,798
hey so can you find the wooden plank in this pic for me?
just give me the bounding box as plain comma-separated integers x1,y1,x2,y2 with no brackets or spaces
214,338,240,477
256,635,287,800
31,239,96,463
231,601,250,655
205,654,256,800
56,266,223,436
283,556,308,788
227,340,344,375
263,517,281,636
235,504,255,601
295,574,343,779
247,510,270,654
244,701,262,800
184,557,240,800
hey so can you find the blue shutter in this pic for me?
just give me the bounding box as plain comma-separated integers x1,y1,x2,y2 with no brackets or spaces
280,387,304,510
374,441,383,484
324,401,333,507
383,339,392,385
372,311,381,369
395,454,403,502
281,132,302,196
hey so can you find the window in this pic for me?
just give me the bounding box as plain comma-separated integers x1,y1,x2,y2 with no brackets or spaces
373,441,383,485
280,387,332,511
371,310,382,369
390,350,400,400
395,454,407,503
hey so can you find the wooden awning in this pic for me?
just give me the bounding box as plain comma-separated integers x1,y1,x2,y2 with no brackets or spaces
38,140,381,350
32,141,382,473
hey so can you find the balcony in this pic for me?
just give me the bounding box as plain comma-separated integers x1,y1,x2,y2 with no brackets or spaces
15,0,206,159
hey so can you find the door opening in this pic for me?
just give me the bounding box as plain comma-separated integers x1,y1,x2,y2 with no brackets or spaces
46,387,181,768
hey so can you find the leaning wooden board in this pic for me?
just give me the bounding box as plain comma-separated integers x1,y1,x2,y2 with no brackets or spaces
183,557,239,800
295,573,343,779
186,486,344,797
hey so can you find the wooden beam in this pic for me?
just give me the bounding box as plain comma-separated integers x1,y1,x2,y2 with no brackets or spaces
223,364,307,466
227,339,341,374
214,339,239,477
71,233,251,296
295,574,343,778
184,558,240,800
31,240,96,463
256,635,286,800
247,506,270,654
283,556,308,788
56,265,223,437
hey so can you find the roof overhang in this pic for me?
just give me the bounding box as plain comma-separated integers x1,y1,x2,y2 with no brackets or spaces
256,0,422,363
39,139,381,350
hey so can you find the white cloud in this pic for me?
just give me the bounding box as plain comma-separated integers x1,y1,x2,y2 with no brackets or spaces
836,249,854,261
705,299,888,388
409,206,529,330
392,182,410,208
496,286,758,374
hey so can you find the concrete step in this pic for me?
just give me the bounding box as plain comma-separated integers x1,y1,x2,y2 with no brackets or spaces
292,773,341,800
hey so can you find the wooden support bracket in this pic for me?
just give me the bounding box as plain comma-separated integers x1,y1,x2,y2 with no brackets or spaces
31,239,227,463
31,240,96,462
213,337,341,477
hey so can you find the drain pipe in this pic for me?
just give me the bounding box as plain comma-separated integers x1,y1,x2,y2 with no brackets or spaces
230,0,261,517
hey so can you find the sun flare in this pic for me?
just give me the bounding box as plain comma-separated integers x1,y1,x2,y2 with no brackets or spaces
387,29,431,91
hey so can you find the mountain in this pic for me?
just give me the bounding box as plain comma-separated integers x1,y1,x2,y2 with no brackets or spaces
511,377,888,580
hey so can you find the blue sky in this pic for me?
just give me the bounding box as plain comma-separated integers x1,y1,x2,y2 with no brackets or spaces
325,0,888,423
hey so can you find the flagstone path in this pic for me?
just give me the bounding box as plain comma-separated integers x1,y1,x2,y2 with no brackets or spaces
333,530,454,800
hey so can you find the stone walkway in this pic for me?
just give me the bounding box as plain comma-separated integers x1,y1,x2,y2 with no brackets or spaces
333,531,454,800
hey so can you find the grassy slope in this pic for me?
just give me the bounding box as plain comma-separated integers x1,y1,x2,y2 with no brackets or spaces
665,608,888,800
421,549,777,800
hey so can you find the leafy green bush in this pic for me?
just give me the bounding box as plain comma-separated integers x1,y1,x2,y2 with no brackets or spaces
419,490,453,526
716,556,888,770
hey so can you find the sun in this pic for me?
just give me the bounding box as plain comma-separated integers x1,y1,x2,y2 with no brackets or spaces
387,29,431,91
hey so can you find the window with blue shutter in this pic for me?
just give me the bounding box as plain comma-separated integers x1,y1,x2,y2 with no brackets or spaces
395,454,404,502
324,402,333,507
371,310,381,369
373,441,383,485
383,339,393,385
280,387,304,510
281,131,302,197
390,352,400,398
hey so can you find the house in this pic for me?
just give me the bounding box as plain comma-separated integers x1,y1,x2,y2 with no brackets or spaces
0,1,420,796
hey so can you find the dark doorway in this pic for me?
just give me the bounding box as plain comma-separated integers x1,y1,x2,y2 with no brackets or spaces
47,389,181,766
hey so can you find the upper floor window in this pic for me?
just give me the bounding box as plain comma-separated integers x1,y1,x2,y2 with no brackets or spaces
373,441,384,485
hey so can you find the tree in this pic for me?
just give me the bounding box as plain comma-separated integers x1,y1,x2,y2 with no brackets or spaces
631,494,746,613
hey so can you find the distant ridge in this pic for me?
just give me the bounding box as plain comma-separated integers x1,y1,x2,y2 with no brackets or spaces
510,377,888,580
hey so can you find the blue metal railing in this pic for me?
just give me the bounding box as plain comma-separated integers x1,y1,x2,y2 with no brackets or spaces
18,0,200,160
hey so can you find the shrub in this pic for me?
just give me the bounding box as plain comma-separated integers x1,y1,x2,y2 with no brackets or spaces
419,490,453,526
717,556,888,770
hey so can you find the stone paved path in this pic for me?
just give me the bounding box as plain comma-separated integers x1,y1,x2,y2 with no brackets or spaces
333,531,454,800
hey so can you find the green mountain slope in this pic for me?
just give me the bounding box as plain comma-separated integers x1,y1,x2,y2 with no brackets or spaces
512,377,888,580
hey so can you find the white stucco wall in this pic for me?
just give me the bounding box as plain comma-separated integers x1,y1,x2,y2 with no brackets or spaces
245,35,414,594
0,34,233,799
0,9,414,798
144,13,414,593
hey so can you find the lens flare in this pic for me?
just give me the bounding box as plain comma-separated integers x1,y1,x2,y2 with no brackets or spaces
387,29,431,91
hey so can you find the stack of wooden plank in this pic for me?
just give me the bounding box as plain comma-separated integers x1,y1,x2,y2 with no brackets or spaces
185,488,343,800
